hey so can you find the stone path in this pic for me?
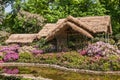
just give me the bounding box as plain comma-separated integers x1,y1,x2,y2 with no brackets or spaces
1,63,120,75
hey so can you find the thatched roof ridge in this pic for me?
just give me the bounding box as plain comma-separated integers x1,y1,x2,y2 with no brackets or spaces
77,15,112,33
46,21,93,41
56,19,66,24
45,23,66,41
38,15,112,41
67,15,95,33
5,34,37,43
37,23,56,39
38,19,67,39
66,22,93,38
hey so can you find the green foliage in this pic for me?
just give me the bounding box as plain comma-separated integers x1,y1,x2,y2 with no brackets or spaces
35,53,58,64
1,0,120,35
2,0,109,33
17,51,120,71
99,0,120,34
115,34,120,41
35,38,46,49
18,52,34,62
23,0,106,22
117,40,120,49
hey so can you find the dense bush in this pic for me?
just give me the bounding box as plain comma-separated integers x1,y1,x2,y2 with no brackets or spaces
3,51,19,62
0,44,20,62
0,42,120,71
3,67,19,74
78,41,120,57
18,51,120,71
18,52,34,63
0,44,43,62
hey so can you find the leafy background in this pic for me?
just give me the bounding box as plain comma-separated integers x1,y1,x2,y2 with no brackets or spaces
0,0,120,35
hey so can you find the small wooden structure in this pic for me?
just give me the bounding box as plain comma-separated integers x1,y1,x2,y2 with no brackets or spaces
38,15,112,51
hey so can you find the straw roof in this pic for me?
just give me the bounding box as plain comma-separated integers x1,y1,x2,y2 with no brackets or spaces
39,15,112,41
5,34,37,43
37,23,56,39
77,16,112,33
6,15,112,43
66,22,93,38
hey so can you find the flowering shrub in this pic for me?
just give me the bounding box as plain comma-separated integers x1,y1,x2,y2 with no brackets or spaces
79,41,120,57
0,44,44,62
18,51,120,71
31,49,43,55
3,51,19,62
78,50,87,56
0,44,20,52
3,67,19,74
0,44,20,62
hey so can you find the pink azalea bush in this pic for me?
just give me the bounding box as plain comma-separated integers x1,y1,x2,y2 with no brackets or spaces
0,44,44,62
3,67,19,74
31,49,44,55
79,41,120,57
3,51,19,62
0,44,20,62
78,50,87,56
0,44,20,52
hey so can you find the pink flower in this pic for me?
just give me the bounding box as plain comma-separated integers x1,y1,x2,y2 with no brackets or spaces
0,60,3,63
31,49,44,55
79,50,87,56
0,52,3,57
3,67,19,74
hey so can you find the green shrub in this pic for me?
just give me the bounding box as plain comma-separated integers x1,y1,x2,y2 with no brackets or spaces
35,53,58,64
101,62,111,71
117,40,120,49
61,52,85,67
115,34,120,41
17,51,120,71
18,52,34,62
108,38,115,45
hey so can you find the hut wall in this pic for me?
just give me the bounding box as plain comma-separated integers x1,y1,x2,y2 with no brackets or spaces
55,27,89,51
56,30,68,51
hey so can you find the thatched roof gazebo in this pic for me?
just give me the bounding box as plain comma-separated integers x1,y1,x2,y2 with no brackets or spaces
38,15,112,40
5,34,37,43
6,15,112,51
38,15,112,51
